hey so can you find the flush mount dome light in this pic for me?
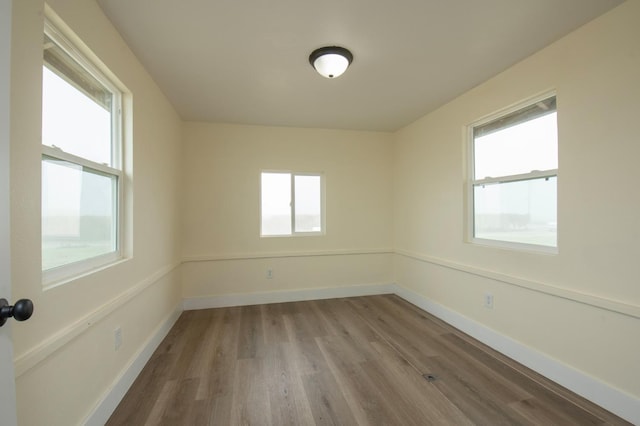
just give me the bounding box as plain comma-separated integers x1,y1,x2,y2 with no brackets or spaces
309,46,353,79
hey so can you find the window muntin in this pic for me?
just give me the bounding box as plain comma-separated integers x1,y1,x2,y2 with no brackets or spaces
42,21,123,279
261,172,324,237
470,95,557,250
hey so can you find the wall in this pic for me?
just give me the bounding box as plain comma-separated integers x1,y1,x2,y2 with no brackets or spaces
393,0,639,419
8,0,638,423
10,1,183,424
182,123,394,304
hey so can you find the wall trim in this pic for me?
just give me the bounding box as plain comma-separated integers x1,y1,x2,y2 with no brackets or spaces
82,303,182,426
182,248,639,319
13,261,181,377
183,282,396,310
182,248,394,263
395,249,640,319
393,284,640,425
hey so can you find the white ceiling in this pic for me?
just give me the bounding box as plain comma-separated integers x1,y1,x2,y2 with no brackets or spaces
96,0,623,132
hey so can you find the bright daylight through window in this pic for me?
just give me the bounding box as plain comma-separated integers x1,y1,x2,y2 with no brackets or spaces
261,172,323,236
470,95,557,250
41,22,123,278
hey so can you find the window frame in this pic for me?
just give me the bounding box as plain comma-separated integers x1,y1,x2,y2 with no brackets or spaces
42,19,124,285
466,92,558,254
260,170,326,237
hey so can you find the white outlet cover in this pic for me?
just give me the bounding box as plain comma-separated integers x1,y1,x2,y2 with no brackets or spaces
484,293,494,309
114,327,122,350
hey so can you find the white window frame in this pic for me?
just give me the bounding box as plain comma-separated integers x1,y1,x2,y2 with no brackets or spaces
42,19,124,285
466,92,558,253
260,170,326,237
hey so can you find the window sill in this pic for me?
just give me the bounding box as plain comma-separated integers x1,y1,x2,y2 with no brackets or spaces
260,232,325,238
469,237,558,255
43,254,130,291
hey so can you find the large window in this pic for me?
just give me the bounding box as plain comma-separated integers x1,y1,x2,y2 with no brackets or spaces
469,95,557,250
42,21,123,281
261,171,324,236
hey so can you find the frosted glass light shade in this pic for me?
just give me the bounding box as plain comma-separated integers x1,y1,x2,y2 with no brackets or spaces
309,46,353,79
313,54,349,78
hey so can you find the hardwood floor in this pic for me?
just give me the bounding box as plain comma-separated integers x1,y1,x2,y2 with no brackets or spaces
107,295,629,425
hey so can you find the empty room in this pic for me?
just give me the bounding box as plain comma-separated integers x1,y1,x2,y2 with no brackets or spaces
1,0,639,424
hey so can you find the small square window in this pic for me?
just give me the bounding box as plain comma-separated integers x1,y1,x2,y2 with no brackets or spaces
469,95,558,250
261,172,324,237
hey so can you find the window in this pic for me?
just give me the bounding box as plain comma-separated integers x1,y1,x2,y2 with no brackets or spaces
469,95,557,250
261,172,324,236
41,21,123,280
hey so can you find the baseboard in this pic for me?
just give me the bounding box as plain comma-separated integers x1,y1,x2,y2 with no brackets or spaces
183,282,396,310
393,284,640,425
82,303,183,426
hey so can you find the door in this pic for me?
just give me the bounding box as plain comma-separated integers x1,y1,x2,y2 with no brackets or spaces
0,0,18,424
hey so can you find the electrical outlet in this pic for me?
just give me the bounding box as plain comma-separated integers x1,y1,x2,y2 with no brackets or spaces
266,268,273,279
114,327,122,351
484,293,494,309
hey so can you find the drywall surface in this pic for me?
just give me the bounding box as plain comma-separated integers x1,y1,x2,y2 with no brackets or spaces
393,0,639,406
10,1,183,424
182,123,394,298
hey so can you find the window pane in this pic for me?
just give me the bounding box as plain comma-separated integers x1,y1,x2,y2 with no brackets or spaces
294,175,322,233
42,66,112,165
474,112,557,179
261,173,291,236
474,176,557,247
42,158,117,270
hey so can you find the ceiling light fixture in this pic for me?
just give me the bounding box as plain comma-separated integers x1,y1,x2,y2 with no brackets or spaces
309,46,353,79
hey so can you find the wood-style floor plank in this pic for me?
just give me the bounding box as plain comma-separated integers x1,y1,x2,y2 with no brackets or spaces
316,335,402,425
230,358,271,425
265,342,315,426
363,341,473,426
302,371,358,426
107,295,630,426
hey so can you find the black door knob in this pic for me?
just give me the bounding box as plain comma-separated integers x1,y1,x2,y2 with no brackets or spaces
0,298,34,327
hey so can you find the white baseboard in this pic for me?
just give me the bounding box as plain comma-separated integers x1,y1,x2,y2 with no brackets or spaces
393,285,640,425
183,282,396,310
82,303,183,426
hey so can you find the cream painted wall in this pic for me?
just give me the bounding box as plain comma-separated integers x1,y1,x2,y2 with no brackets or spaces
393,0,639,402
181,123,394,298
7,0,638,423
10,1,182,424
